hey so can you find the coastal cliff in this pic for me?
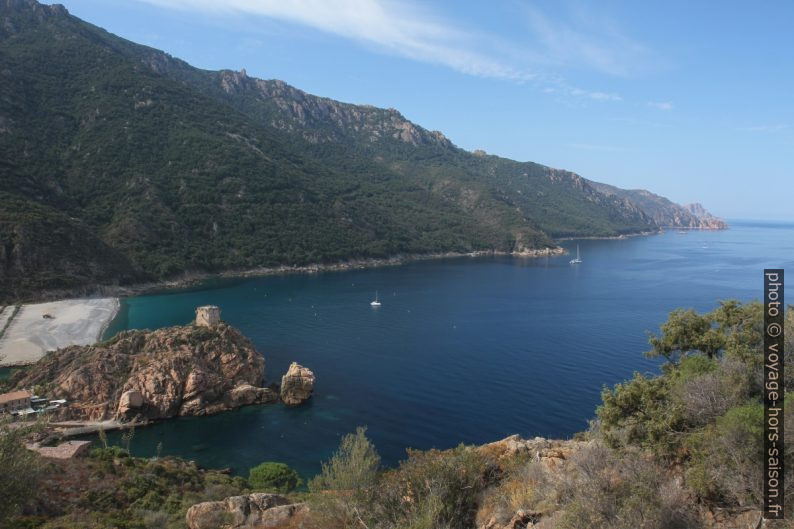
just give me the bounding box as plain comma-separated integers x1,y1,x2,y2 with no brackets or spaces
684,202,729,229
10,322,279,421
586,181,727,230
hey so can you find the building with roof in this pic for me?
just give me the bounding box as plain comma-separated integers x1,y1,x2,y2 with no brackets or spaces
0,390,32,413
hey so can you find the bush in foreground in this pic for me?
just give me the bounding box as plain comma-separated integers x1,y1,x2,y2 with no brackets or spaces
248,462,302,494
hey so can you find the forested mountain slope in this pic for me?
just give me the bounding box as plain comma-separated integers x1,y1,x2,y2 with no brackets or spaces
0,1,721,301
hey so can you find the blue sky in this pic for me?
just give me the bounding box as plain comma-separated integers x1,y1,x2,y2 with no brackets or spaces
47,1,793,220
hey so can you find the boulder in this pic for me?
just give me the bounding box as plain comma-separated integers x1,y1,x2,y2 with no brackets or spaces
279,362,315,406
186,493,307,529
117,390,143,417
230,384,278,406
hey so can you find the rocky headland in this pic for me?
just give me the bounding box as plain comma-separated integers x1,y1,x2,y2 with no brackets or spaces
586,181,728,230
684,202,729,229
9,312,315,423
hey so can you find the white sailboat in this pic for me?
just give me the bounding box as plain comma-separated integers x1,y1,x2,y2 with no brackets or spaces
370,291,381,307
569,245,582,264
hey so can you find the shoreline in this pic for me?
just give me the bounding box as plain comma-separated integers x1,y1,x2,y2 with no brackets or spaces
2,248,568,365
9,225,732,306
15,223,726,306
555,225,728,242
0,297,120,367
50,419,146,438
555,229,661,241
115,225,727,295
37,247,569,302
2,225,722,352
97,297,121,343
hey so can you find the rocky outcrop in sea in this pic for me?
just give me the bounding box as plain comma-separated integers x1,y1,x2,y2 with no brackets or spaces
280,362,315,406
10,321,295,421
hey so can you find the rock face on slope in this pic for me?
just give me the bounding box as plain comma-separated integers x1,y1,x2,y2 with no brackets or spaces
185,493,307,529
586,181,727,230
279,362,315,406
214,69,454,149
11,322,278,421
684,202,729,229
474,435,761,529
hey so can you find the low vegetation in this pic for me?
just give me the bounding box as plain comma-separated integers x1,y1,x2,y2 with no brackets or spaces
0,419,45,523
303,300,793,528
248,462,302,494
0,441,249,529
595,300,793,517
1,300,790,528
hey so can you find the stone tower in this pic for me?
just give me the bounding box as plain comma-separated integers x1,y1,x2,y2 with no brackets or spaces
195,305,221,328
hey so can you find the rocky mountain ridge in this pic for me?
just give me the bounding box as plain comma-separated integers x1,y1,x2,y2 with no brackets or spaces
587,181,727,229
214,70,453,149
0,0,724,304
156,59,723,238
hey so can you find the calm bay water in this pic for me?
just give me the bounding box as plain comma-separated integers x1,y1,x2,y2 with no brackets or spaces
101,220,794,479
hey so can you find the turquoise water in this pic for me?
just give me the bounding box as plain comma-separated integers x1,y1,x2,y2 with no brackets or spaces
101,221,794,480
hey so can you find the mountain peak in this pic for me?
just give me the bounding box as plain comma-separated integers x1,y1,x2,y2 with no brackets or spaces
1,0,68,40
2,0,67,17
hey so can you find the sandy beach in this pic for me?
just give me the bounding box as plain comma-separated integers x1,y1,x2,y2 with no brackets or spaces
0,298,119,366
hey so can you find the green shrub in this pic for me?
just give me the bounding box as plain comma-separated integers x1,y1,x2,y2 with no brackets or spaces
90,446,129,461
368,445,496,529
556,444,698,529
248,462,302,493
0,419,45,521
307,427,381,529
647,308,719,362
670,353,717,380
685,399,768,507
309,426,380,492
596,372,684,455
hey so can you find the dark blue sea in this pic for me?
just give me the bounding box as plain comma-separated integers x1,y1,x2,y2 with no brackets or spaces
101,220,794,479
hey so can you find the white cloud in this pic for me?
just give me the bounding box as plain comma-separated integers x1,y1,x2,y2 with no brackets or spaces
737,124,790,132
135,0,533,82
608,116,669,128
549,83,622,102
648,101,673,111
586,91,622,102
522,4,651,77
133,0,628,103
569,142,624,152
